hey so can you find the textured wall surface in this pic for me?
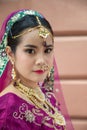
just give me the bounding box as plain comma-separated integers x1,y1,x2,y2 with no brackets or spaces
0,0,87,129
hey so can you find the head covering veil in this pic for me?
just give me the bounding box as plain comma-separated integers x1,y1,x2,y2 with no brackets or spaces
0,11,19,92
0,9,74,130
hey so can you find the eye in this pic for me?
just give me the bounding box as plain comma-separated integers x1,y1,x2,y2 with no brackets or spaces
45,48,53,54
25,49,35,54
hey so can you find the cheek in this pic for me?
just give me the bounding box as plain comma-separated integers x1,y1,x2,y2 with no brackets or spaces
14,52,32,70
47,54,54,66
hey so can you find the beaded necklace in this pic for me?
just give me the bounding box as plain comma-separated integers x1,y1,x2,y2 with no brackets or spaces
15,81,66,127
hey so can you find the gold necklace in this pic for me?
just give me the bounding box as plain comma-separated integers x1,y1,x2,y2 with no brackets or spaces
16,81,45,102
15,81,66,127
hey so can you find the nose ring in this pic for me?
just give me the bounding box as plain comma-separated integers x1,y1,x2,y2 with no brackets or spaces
40,64,49,71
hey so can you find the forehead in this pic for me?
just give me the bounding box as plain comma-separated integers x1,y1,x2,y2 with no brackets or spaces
20,28,53,46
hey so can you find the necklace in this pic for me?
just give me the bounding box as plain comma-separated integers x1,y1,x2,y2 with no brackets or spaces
15,81,66,127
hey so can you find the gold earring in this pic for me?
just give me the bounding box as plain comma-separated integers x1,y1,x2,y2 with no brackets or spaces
47,66,54,78
47,67,51,78
11,61,16,80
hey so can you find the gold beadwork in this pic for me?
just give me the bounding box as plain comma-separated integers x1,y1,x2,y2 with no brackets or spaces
39,26,50,39
36,16,50,39
36,16,42,25
47,67,52,78
40,64,49,71
15,81,66,126
16,81,45,102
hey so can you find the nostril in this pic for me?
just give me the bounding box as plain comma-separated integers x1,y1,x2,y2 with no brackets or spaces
35,58,45,66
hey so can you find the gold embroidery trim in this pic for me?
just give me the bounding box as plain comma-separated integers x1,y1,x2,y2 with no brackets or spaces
15,81,66,126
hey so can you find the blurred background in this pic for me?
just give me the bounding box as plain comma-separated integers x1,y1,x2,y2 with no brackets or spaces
0,0,87,129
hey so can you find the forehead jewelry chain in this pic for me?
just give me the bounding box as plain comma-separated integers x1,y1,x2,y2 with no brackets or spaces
11,16,53,40
36,16,51,39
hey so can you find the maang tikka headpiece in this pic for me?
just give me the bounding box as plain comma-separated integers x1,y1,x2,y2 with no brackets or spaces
36,16,51,39
0,10,52,77
11,16,53,40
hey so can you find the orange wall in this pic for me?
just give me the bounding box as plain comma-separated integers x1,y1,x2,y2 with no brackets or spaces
0,0,87,129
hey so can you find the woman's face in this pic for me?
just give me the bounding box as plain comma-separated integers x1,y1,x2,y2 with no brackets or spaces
8,28,54,84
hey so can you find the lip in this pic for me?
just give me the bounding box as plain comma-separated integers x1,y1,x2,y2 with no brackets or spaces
33,70,45,74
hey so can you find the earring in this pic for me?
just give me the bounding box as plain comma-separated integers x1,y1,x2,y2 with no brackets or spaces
47,67,53,79
11,61,16,80
47,69,51,78
43,66,54,91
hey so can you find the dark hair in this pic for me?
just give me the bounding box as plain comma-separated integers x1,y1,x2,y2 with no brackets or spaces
7,15,53,53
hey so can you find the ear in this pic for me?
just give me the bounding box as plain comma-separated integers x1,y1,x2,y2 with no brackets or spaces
5,46,15,62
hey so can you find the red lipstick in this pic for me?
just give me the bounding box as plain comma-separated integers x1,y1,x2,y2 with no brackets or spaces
34,70,45,74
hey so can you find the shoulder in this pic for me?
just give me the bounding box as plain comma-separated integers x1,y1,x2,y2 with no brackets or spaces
0,91,18,109
0,84,33,105
0,85,15,105
0,84,15,97
0,83,23,99
0,85,22,106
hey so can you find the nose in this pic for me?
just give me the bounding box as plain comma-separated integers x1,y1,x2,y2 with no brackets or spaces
35,55,45,66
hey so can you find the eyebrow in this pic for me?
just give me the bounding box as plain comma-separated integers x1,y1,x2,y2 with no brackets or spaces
24,43,54,48
24,44,37,48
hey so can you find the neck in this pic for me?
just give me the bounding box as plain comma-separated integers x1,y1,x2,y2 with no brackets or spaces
14,76,39,89
20,79,39,89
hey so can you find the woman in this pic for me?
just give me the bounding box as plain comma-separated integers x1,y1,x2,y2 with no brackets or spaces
0,9,74,130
